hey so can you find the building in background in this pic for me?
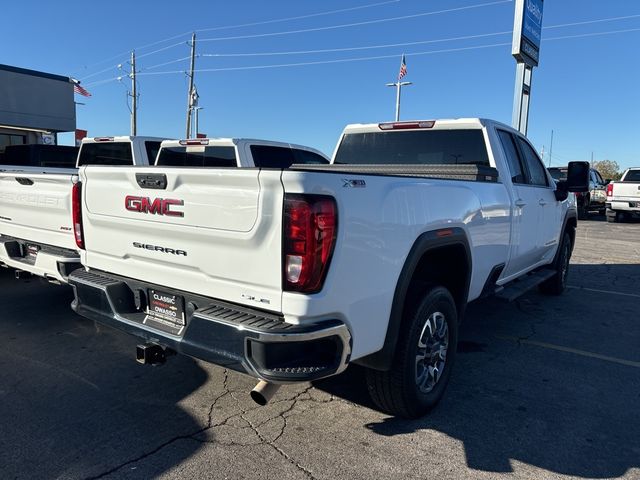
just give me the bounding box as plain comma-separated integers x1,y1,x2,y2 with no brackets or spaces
0,64,76,155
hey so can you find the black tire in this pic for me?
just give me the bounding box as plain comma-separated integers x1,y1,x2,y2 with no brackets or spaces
365,286,458,418
578,203,589,220
539,232,572,295
606,209,621,223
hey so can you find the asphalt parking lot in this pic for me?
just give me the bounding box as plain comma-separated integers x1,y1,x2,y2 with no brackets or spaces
1,216,638,480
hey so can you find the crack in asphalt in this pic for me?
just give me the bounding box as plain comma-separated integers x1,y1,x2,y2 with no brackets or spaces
84,370,333,480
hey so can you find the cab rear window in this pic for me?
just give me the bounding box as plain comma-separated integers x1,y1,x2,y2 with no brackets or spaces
622,170,640,182
156,146,237,167
77,143,133,166
334,130,489,166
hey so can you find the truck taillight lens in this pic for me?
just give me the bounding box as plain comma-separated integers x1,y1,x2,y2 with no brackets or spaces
72,182,84,250
283,194,337,293
606,183,614,198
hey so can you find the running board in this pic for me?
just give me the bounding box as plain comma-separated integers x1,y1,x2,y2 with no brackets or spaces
494,269,556,302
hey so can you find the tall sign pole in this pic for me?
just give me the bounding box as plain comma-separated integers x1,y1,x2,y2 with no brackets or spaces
130,50,137,136
511,0,544,135
185,32,197,138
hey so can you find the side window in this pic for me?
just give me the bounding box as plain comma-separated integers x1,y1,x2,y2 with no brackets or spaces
291,149,329,165
145,141,162,164
593,170,604,185
516,137,548,187
250,145,295,168
497,130,526,184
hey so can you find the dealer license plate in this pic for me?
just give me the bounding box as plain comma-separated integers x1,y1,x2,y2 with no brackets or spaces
147,289,185,327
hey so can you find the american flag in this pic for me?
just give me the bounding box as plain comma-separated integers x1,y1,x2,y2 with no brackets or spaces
398,54,407,81
74,83,91,97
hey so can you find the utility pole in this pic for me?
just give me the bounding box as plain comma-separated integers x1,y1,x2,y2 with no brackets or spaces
130,50,137,136
540,145,545,165
185,32,197,138
549,129,554,167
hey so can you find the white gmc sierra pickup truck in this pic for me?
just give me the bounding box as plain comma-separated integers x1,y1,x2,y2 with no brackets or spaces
0,136,164,283
606,167,640,222
68,119,589,417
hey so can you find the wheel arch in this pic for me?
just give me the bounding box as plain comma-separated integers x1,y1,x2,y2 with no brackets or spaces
354,227,471,371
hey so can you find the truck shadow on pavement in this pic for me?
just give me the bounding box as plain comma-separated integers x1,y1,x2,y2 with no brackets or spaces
0,269,209,480
317,263,640,478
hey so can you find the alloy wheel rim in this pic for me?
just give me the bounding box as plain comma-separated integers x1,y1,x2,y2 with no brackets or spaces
415,311,449,394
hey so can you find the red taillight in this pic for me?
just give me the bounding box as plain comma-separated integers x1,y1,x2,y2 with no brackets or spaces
72,182,84,249
606,183,614,198
283,194,337,293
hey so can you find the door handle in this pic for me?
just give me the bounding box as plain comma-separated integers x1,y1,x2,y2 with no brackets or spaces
539,199,548,206
515,199,526,208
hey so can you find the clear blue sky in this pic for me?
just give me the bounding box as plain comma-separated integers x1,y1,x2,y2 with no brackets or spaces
2,0,638,168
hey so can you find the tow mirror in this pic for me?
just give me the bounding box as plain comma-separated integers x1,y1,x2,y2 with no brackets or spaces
566,161,590,193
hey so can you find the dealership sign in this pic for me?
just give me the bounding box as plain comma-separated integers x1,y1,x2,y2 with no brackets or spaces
512,0,544,67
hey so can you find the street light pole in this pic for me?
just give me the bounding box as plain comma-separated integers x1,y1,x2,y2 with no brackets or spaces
386,81,412,121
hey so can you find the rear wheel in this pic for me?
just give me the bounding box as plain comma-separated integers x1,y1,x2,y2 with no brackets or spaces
539,232,571,295
606,209,623,223
365,286,458,418
578,202,589,220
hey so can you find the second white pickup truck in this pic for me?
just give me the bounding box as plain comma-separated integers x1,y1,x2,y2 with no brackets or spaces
68,119,589,417
606,167,640,222
0,136,164,283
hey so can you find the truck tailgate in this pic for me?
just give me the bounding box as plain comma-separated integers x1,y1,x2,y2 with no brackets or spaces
79,166,284,312
612,182,640,200
0,170,77,249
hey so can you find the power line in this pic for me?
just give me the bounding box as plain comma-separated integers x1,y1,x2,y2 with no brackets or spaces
81,11,640,84
544,13,640,30
142,56,191,71
71,0,401,77
196,13,640,58
197,0,402,33
81,1,511,85
200,30,512,57
197,0,512,43
85,26,640,87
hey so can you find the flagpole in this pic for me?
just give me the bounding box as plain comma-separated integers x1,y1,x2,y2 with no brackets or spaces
395,82,401,121
386,54,412,121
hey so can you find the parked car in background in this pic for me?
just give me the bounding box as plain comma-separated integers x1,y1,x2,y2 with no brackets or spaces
606,167,640,222
548,166,607,219
68,119,589,418
0,136,166,283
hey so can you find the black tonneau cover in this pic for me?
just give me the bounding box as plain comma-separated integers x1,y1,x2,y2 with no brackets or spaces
290,164,499,182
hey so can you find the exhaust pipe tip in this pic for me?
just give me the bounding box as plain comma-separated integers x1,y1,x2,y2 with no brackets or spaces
250,380,281,406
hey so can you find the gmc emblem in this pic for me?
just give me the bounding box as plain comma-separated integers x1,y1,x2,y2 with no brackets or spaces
125,196,184,217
